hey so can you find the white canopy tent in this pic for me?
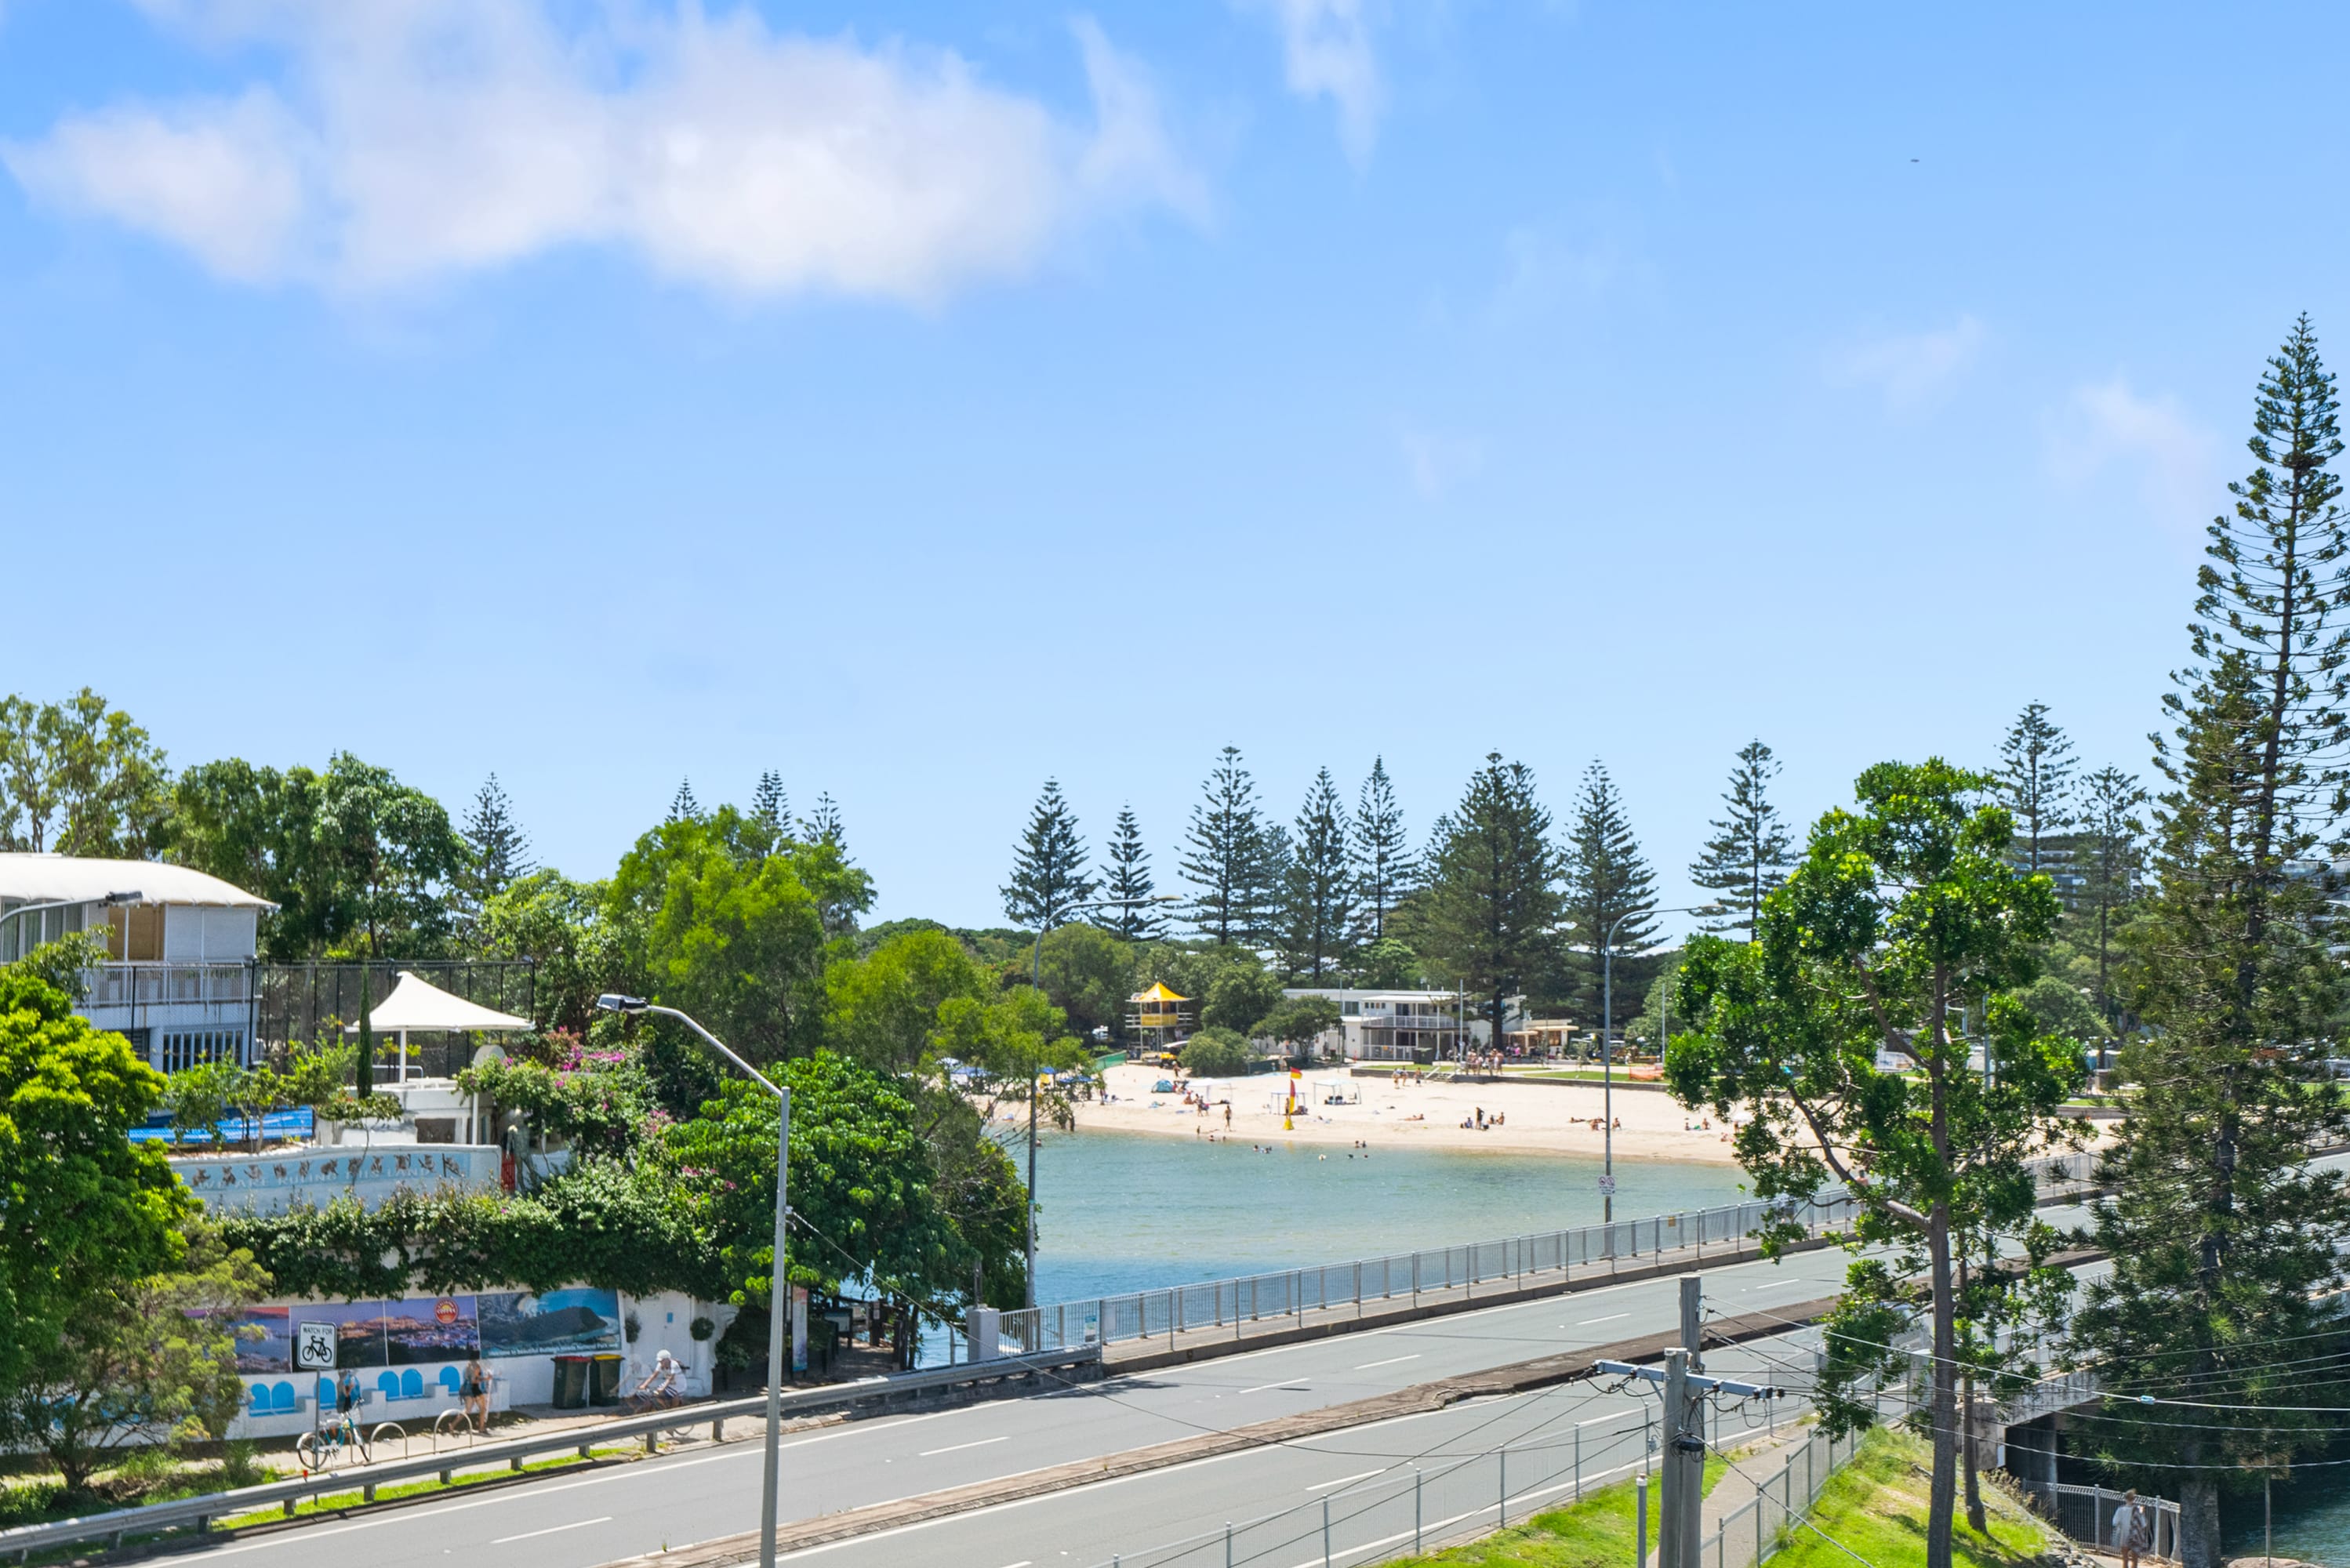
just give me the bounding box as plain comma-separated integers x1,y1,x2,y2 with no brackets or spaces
349,971,530,1083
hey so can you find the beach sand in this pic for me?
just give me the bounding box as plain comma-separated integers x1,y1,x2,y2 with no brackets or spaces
1055,1061,1745,1164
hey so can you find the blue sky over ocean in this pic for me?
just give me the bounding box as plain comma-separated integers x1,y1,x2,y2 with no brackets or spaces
3,2,2340,930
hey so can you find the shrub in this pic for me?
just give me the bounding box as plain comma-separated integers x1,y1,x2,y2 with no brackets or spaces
1180,1028,1251,1077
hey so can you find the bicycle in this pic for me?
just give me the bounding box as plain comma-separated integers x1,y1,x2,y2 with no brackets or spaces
296,1409,373,1473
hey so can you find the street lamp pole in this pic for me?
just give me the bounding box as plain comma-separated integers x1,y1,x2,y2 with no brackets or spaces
1020,893,1181,1311
597,996,789,1568
1599,905,1705,1224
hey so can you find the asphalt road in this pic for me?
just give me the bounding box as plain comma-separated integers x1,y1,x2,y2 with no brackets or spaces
175,1247,1861,1568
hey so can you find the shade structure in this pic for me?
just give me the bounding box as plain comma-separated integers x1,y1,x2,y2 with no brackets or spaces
360,971,530,1033
1131,982,1189,1004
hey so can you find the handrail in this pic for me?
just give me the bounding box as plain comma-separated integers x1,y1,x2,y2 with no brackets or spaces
0,1347,1100,1559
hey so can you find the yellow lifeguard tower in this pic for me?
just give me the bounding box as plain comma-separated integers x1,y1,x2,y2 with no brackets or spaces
1127,982,1193,1063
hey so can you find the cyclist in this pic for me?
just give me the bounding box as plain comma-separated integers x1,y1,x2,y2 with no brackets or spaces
626,1349,684,1415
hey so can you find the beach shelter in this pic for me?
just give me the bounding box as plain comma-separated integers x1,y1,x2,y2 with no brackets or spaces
352,971,530,1082
1128,982,1193,1054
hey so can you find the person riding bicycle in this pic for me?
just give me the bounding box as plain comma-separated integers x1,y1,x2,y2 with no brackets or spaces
333,1369,361,1441
627,1349,684,1414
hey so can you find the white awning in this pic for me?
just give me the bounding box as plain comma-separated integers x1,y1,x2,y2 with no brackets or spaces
356,971,530,1033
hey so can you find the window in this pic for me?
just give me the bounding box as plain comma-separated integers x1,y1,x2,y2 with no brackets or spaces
109,905,162,961
159,1030,245,1073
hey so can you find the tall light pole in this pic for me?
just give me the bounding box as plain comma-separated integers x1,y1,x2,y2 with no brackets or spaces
1020,893,1181,1310
597,996,789,1568
1599,905,1705,1223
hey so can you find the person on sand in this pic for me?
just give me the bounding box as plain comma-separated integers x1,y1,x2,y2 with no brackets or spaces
1225,1103,1233,1130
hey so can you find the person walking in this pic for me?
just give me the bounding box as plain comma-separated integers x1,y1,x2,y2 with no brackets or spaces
2113,1490,2147,1568
459,1356,491,1434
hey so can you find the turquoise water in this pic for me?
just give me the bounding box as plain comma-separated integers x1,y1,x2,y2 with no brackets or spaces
2226,1475,2350,1565
1025,1128,1754,1305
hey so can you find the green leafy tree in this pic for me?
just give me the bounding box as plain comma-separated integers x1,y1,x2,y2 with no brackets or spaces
1355,935,1421,989
478,869,635,1034
0,971,190,1417
1277,768,1356,978
165,1058,238,1148
1350,757,1417,943
8,930,108,1004
2074,765,2146,1029
1201,960,1283,1036
1254,994,1341,1060
1033,924,1139,1046
1688,739,1791,938
1002,779,1099,931
1180,747,1282,946
821,927,992,1073
1561,760,1656,1033
1998,702,2077,873
1102,805,1167,940
1418,753,1564,1050
1179,1027,1251,1076
1668,760,2083,1568
0,689,170,856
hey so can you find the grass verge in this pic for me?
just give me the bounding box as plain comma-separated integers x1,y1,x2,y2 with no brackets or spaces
1764,1428,2053,1568
1382,1454,1727,1566
212,1446,641,1529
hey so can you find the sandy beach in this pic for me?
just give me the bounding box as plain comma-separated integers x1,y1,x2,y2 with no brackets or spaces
1057,1061,1746,1164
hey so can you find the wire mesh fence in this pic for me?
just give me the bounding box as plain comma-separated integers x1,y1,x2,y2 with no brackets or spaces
254,960,539,1072
1698,1421,1865,1568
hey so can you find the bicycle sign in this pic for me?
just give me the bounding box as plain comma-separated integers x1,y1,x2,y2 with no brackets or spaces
295,1320,336,1370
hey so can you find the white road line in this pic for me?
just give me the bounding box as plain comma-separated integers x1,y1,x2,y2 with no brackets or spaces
1575,1312,1630,1326
1239,1381,1311,1395
490,1516,611,1545
997,1561,1033,1567
918,1436,1009,1457
1577,1407,1640,1427
1353,1354,1422,1370
1306,1468,1386,1492
1745,1279,1800,1291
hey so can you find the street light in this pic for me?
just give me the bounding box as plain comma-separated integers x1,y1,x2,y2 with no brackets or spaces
1019,894,1182,1310
595,994,790,1568
1598,905,1708,1224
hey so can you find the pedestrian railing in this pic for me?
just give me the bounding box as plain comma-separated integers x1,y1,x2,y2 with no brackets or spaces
2036,1480,2181,1563
1998,1366,2101,1426
0,1347,1101,1563
1001,1152,2102,1356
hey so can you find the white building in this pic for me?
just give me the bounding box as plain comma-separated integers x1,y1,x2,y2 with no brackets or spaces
0,853,274,1072
1279,988,1527,1062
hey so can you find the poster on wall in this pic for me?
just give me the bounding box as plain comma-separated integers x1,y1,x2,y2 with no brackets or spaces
478,1288,623,1358
790,1287,807,1374
231,1306,294,1372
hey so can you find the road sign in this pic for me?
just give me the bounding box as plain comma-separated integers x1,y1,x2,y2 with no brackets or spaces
295,1320,336,1370
1598,1174,1617,1196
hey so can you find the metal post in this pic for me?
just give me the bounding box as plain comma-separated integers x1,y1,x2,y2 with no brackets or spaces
1637,1474,1649,1568
1226,1520,1233,1567
1324,1495,1332,1566
1682,1276,1703,1371
1500,1443,1507,1526
1602,934,1614,1225
1415,1467,1423,1551
757,1088,791,1568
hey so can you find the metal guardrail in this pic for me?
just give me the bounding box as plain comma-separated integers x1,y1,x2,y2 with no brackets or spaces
0,1347,1100,1561
1003,1153,2104,1356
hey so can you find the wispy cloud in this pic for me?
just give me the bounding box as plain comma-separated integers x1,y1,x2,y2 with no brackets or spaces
1830,314,1985,409
1246,0,1382,165
2046,376,2217,537
1397,423,1484,501
4,2,1204,304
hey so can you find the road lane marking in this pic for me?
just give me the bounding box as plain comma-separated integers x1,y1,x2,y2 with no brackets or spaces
1575,1313,1629,1326
1745,1279,1800,1290
919,1436,1010,1457
1306,1468,1386,1492
1240,1381,1311,1394
1353,1354,1421,1370
1577,1407,1640,1426
490,1516,611,1544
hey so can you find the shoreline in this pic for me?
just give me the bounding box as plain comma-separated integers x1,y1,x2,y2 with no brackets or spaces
1049,1062,1749,1166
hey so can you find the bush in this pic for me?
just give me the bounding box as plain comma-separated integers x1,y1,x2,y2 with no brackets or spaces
1180,1028,1251,1077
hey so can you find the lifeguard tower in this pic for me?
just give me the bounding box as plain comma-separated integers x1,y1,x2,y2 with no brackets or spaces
1127,982,1193,1063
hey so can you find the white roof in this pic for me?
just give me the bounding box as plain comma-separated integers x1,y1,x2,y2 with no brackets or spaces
0,854,275,910
358,971,530,1033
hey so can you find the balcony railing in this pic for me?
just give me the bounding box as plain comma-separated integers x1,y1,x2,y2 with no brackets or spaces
82,963,254,1011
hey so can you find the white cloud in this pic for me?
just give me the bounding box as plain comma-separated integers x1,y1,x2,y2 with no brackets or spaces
1248,0,1382,165
1831,314,1985,409
1397,423,1483,501
4,2,1203,303
2047,376,2217,535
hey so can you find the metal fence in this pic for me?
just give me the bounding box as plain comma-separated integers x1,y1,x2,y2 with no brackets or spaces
1700,1421,1865,1568
2039,1481,2181,1562
254,960,539,1062
1003,1152,2103,1357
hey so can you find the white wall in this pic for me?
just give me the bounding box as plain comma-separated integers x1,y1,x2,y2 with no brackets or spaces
162,905,258,962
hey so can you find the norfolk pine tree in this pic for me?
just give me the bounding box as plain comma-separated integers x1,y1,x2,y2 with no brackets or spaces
1181,747,1281,946
1998,702,2077,873
459,773,535,914
1687,739,1792,938
1563,762,1658,1034
1418,753,1563,1051
1351,757,1417,942
1668,761,2083,1568
799,793,845,849
752,770,790,833
1278,768,1356,978
2074,765,2146,1031
1102,805,1166,940
1002,779,1099,932
2066,318,2350,1568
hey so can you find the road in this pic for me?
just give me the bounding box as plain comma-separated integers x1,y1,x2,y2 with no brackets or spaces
175,1248,1858,1568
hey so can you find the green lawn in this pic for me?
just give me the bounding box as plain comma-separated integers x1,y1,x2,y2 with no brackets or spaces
213,1445,639,1529
1763,1429,2053,1568
1382,1456,1726,1566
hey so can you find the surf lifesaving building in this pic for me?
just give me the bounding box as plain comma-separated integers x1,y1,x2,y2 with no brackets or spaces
0,851,274,1072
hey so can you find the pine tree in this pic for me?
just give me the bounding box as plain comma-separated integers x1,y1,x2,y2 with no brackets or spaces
1277,768,1356,978
1001,779,1099,932
2067,319,2350,1568
459,773,534,909
1687,739,1791,938
799,793,844,849
1562,761,1658,1034
752,771,790,833
1998,702,2077,873
1350,757,1416,942
2074,765,2145,1030
1102,805,1165,941
1179,747,1282,946
668,778,701,822
1417,753,1562,1047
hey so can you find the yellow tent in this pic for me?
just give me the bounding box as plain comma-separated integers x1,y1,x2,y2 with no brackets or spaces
1131,982,1190,1004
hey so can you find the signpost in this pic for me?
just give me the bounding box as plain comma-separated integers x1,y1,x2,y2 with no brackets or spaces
295,1321,336,1371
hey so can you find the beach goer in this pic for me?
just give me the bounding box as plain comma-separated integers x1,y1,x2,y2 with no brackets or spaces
2113,1491,2147,1568
1225,1103,1233,1129
459,1356,490,1432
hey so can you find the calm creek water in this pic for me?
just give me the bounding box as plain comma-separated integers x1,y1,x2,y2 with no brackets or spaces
2226,1475,2350,1565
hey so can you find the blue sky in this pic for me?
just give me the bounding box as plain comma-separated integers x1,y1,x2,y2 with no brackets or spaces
1,1,2335,933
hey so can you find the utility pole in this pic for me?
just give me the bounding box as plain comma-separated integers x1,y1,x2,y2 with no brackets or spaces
1660,1349,1704,1568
